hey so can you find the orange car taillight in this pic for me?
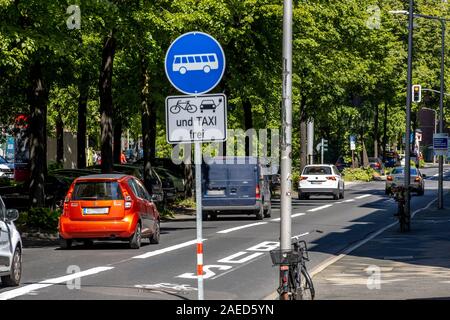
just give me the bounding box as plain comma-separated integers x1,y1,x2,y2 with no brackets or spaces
387,176,393,181
415,177,421,182
256,185,261,199
300,176,308,180
326,176,336,181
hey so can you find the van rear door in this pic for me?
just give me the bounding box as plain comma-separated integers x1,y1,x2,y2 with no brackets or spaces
202,163,257,207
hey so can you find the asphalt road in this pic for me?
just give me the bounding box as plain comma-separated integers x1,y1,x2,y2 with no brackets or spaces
1,166,449,300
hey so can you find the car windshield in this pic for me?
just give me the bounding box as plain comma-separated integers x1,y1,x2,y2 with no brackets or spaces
72,181,123,200
391,168,418,175
303,166,332,175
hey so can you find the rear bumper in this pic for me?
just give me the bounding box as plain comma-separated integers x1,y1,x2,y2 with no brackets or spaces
59,216,136,239
298,188,338,194
202,204,261,212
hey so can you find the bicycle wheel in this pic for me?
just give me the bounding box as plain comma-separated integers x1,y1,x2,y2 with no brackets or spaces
186,104,198,113
299,267,315,300
170,105,181,114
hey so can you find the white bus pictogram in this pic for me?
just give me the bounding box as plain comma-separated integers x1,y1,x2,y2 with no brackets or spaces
172,53,219,75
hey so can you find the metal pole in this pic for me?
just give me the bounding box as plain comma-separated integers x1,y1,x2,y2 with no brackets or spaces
194,141,204,300
405,0,414,218
438,19,445,209
280,0,292,301
307,120,314,165
321,138,324,164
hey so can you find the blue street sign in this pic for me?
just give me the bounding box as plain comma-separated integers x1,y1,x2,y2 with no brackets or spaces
165,32,226,95
433,133,448,150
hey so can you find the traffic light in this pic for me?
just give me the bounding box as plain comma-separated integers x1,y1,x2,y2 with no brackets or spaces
412,84,422,103
323,139,328,151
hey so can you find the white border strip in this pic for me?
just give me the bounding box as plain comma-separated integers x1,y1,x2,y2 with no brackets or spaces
217,222,268,234
132,239,205,259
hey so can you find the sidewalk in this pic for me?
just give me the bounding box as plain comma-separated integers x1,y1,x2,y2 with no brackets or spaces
313,194,450,300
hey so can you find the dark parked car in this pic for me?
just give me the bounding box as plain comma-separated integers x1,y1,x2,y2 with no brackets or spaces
201,156,272,220
335,156,353,172
383,151,399,168
153,167,177,202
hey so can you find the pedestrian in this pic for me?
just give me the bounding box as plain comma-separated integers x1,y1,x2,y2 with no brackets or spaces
120,152,127,164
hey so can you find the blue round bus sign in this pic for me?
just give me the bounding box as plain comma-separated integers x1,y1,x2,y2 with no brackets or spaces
165,32,226,95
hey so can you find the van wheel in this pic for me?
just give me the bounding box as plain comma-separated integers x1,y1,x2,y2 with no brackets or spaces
255,206,264,220
60,238,72,250
202,212,209,221
210,213,217,220
150,220,160,244
129,223,142,249
264,201,272,218
1,247,22,287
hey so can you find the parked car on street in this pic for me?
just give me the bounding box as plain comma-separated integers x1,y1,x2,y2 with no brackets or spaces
383,151,399,168
201,156,272,220
0,156,14,180
0,195,22,287
368,157,385,175
385,167,425,196
59,174,160,249
154,167,184,199
298,165,345,200
335,156,356,172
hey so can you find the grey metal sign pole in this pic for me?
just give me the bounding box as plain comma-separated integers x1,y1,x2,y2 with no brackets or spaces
405,0,414,219
194,141,204,300
438,19,445,209
280,0,292,300
307,120,314,165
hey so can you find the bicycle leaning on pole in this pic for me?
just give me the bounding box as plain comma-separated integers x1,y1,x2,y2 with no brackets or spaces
391,183,412,232
270,231,321,300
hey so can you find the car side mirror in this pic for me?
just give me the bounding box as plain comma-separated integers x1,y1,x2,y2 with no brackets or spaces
6,209,19,222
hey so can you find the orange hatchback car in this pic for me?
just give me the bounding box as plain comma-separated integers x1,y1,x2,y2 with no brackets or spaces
59,174,160,249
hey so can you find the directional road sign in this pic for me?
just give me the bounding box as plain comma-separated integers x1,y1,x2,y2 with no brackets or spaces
165,94,227,144
433,133,449,156
165,32,226,95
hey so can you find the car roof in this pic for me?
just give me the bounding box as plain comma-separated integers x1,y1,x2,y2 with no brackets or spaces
304,164,333,167
75,174,128,181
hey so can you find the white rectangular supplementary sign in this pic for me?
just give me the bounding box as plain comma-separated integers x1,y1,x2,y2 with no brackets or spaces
165,94,227,144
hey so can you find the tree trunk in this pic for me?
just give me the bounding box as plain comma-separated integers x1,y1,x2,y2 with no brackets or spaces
77,72,89,169
56,107,64,165
243,98,253,156
149,101,157,161
28,61,47,208
382,101,388,156
140,54,153,194
373,102,379,158
113,122,122,164
99,31,116,174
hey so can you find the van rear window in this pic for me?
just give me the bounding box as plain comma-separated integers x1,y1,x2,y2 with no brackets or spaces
228,165,256,180
72,181,123,200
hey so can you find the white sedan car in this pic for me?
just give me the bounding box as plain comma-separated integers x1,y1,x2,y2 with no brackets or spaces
298,165,345,200
0,196,22,287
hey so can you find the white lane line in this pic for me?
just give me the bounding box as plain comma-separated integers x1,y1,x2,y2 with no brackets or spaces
343,199,355,203
292,213,306,218
0,266,114,300
271,212,305,222
307,204,333,212
355,194,371,200
132,239,205,259
434,174,439,177
217,222,268,234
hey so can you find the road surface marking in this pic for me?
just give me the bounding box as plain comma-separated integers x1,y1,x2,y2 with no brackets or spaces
0,266,114,300
217,222,268,234
132,239,206,259
270,213,305,222
343,199,355,203
307,204,333,212
355,194,371,199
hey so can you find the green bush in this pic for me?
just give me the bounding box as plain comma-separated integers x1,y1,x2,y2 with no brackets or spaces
292,170,301,189
419,159,425,168
342,167,376,182
48,161,63,172
26,207,61,232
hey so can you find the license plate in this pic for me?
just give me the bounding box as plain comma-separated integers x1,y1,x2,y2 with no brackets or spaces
310,181,323,185
207,190,225,196
83,207,109,215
